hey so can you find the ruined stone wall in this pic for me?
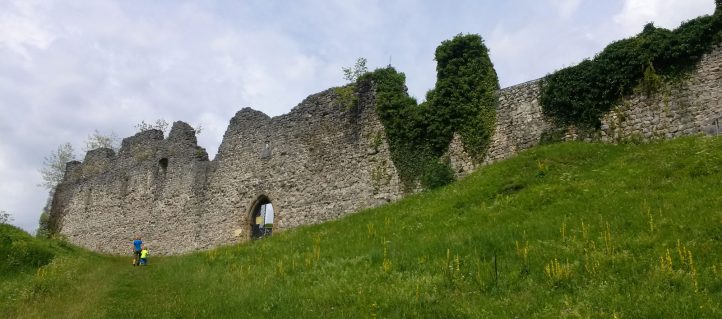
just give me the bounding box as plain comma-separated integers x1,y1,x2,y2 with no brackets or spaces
197,82,402,252
52,45,722,255
50,82,402,255
449,45,722,174
50,123,213,254
597,45,722,142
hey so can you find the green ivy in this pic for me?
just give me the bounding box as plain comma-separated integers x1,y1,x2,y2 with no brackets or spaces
541,10,722,128
360,34,499,190
360,67,432,190
333,85,358,110
427,34,499,160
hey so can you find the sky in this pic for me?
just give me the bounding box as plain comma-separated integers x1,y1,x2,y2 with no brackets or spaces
0,0,715,233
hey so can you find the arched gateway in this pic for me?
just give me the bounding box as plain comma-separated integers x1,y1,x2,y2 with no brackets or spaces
249,195,274,239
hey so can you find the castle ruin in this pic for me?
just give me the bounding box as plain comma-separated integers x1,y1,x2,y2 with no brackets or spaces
49,46,722,255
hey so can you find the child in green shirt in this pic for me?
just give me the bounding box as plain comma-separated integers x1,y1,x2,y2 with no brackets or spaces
139,246,149,265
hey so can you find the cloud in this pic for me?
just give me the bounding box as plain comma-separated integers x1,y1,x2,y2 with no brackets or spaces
0,0,55,58
548,0,583,19
614,0,714,32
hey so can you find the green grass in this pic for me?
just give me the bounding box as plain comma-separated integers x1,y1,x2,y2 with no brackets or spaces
2,137,722,318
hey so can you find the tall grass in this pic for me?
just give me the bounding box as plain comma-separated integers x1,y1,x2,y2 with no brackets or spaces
2,137,722,318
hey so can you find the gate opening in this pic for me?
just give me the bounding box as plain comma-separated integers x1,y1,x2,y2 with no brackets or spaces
251,196,274,239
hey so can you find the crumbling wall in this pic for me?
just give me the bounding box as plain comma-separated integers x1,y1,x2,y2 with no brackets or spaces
52,45,722,255
449,45,722,174
50,82,402,255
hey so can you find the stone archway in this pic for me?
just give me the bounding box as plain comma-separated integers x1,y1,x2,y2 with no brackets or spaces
249,195,274,239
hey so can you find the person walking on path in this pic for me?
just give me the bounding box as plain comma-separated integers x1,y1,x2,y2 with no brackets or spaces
132,236,143,266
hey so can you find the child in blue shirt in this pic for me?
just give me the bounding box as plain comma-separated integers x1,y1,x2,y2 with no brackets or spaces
132,236,143,266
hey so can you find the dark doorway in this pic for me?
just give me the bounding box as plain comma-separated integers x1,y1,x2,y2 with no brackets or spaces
250,196,274,239
158,158,169,176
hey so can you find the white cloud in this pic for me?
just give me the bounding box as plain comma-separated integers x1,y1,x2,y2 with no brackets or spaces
549,0,583,19
0,0,55,59
614,0,714,32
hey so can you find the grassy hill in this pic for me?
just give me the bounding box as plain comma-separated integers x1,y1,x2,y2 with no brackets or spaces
2,137,722,318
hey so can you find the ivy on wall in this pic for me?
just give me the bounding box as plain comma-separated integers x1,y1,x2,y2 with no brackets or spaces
541,8,722,128
427,34,500,160
359,34,499,190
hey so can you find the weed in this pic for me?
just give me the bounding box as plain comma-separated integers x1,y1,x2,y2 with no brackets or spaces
544,258,573,285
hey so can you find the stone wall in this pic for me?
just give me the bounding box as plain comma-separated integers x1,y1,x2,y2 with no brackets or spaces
51,45,722,255
449,45,722,175
50,81,402,255
597,45,722,142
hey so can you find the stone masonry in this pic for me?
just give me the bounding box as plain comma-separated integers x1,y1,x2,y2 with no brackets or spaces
50,81,402,255
449,45,722,176
51,46,722,255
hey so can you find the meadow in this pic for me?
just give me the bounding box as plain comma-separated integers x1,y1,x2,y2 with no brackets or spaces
2,137,721,318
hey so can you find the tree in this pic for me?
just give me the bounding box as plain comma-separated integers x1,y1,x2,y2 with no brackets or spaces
37,211,51,237
335,58,369,110
0,210,11,224
135,119,170,133
40,143,76,190
193,123,203,135
717,0,721,14
342,57,368,82
83,129,120,152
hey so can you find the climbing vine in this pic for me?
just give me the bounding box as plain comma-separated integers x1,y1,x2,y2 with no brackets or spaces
360,34,499,190
427,34,499,160
541,8,722,128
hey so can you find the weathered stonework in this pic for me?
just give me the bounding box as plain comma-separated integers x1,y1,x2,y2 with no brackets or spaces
596,45,722,143
448,45,722,172
51,46,722,255
50,82,402,255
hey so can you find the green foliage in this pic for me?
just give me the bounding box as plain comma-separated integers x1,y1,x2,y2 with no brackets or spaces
83,129,120,153
366,34,499,190
362,67,433,189
135,119,169,134
334,58,369,110
541,13,722,128
333,85,358,110
0,224,71,276
40,143,76,190
343,57,368,82
0,210,10,224
641,61,663,95
420,159,455,189
36,212,50,239
427,33,499,159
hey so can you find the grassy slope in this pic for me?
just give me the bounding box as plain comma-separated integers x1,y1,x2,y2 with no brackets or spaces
2,137,722,318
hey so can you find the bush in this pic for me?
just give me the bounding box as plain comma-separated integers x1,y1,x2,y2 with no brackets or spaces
541,12,722,128
0,224,69,276
365,34,499,190
421,160,455,189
